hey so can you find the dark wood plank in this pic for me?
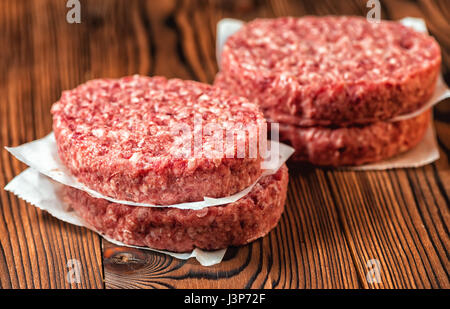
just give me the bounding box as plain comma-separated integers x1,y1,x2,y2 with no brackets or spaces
103,166,361,288
1,0,449,289
0,0,104,288
325,165,449,288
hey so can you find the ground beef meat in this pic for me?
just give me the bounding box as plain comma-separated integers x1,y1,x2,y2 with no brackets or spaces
278,110,431,166
215,16,441,125
62,165,289,252
52,75,266,205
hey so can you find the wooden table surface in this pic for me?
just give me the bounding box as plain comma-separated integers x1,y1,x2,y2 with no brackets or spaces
0,0,449,289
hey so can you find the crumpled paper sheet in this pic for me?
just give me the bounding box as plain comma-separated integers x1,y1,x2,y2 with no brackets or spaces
4,168,226,266
216,17,450,170
6,135,293,209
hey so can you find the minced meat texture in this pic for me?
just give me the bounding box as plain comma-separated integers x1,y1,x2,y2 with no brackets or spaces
217,16,441,125
52,75,266,205
63,165,289,252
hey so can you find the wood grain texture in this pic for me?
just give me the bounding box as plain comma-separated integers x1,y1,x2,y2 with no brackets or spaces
0,0,104,288
0,0,448,289
103,168,361,289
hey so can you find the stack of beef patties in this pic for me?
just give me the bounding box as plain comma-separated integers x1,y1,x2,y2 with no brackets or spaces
51,75,288,252
214,16,441,166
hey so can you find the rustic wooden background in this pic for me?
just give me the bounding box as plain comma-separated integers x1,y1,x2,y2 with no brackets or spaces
0,0,449,289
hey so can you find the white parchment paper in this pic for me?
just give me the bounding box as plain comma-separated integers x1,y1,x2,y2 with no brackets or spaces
5,135,294,209
216,17,450,170
4,168,226,266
